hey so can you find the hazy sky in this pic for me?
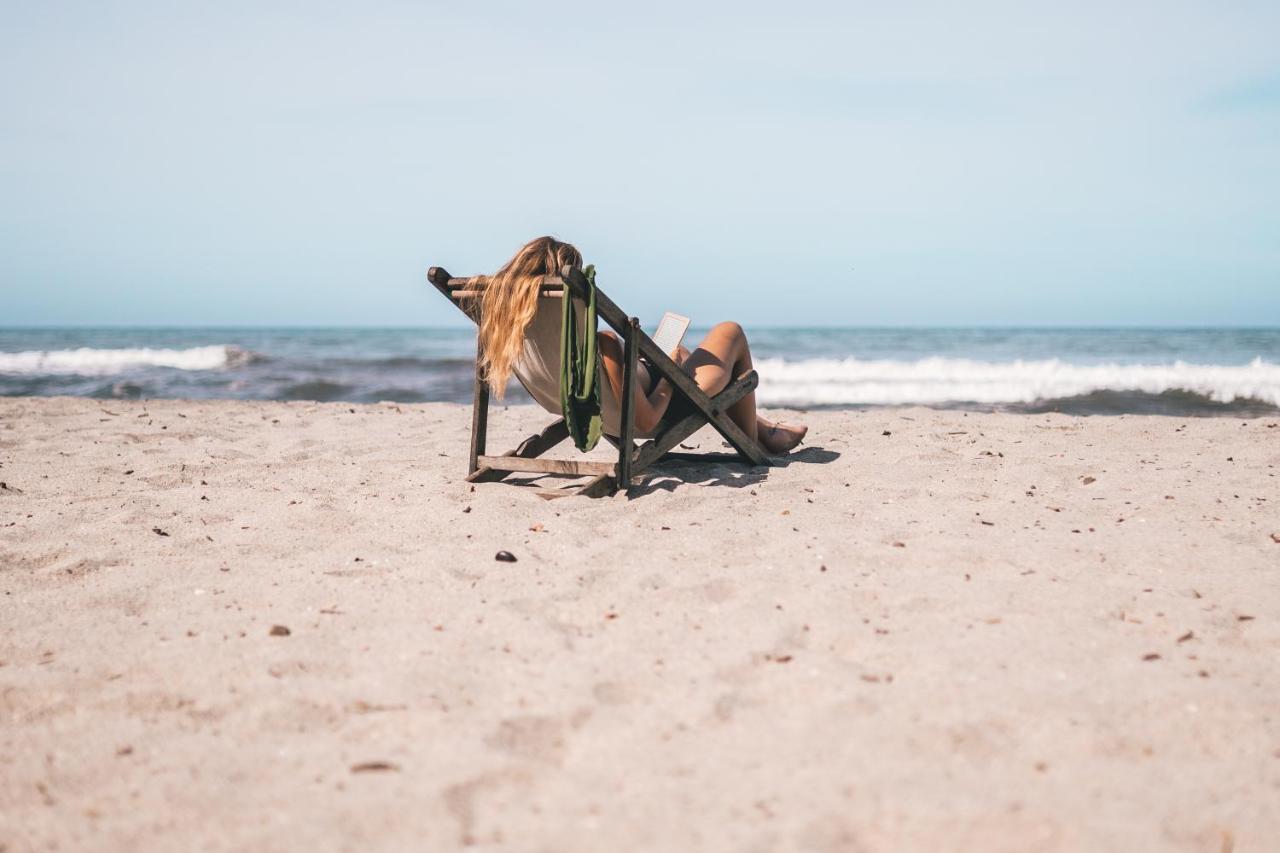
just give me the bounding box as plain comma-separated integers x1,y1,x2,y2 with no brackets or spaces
2,1,1278,327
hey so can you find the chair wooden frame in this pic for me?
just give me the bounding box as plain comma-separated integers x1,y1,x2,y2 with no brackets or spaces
428,264,771,497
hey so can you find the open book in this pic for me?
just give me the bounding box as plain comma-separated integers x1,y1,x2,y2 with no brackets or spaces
651,311,691,359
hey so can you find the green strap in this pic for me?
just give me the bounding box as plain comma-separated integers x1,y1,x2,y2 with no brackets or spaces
560,265,603,451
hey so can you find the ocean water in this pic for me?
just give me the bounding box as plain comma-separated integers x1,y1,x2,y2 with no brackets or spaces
2,327,1279,416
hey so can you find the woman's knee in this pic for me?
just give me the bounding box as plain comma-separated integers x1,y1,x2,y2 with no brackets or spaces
711,320,745,340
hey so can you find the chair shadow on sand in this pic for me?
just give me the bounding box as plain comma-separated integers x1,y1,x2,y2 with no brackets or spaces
628,444,841,497
501,444,842,499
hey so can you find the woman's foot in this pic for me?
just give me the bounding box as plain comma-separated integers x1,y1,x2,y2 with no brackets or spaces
758,419,807,455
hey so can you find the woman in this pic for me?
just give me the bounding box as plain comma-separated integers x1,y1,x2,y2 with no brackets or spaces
472,236,807,455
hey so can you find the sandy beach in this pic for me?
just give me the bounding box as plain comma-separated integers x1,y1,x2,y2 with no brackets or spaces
1,397,1277,851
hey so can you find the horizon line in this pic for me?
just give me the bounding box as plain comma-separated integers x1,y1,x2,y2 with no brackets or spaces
4,324,1280,332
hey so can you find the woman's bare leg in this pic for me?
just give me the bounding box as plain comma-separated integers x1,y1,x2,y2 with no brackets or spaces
682,322,807,454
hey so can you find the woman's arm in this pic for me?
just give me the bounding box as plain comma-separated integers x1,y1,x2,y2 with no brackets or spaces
598,331,675,434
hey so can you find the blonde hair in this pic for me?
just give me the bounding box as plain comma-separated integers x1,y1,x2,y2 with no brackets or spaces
472,236,583,397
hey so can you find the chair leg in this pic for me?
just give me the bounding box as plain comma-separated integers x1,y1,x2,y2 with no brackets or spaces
590,371,760,499
473,373,759,497
468,338,489,477
631,371,760,475
616,316,639,490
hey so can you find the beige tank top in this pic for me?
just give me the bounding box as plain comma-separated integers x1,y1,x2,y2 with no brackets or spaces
510,298,632,438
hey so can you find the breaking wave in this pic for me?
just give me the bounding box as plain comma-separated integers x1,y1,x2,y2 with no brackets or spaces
0,345,256,375
754,356,1280,408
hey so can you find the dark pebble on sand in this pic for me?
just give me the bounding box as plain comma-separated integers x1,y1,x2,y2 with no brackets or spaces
269,625,291,636
351,761,399,773
495,551,517,562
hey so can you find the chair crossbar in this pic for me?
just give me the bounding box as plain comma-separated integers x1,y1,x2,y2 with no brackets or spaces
475,456,616,477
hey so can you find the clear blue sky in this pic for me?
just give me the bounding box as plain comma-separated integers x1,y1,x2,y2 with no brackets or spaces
2,2,1278,327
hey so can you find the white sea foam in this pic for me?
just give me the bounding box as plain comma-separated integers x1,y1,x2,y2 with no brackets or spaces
0,345,241,375
754,356,1280,407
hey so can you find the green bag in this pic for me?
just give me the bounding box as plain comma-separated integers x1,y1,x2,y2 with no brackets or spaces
560,265,603,452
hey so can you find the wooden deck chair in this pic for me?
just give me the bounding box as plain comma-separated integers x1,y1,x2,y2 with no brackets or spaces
428,264,771,497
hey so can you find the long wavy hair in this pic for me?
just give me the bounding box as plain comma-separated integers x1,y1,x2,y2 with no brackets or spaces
471,236,583,397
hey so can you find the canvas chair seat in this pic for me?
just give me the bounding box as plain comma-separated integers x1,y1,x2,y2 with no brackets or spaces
428,264,771,498
510,295,655,440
